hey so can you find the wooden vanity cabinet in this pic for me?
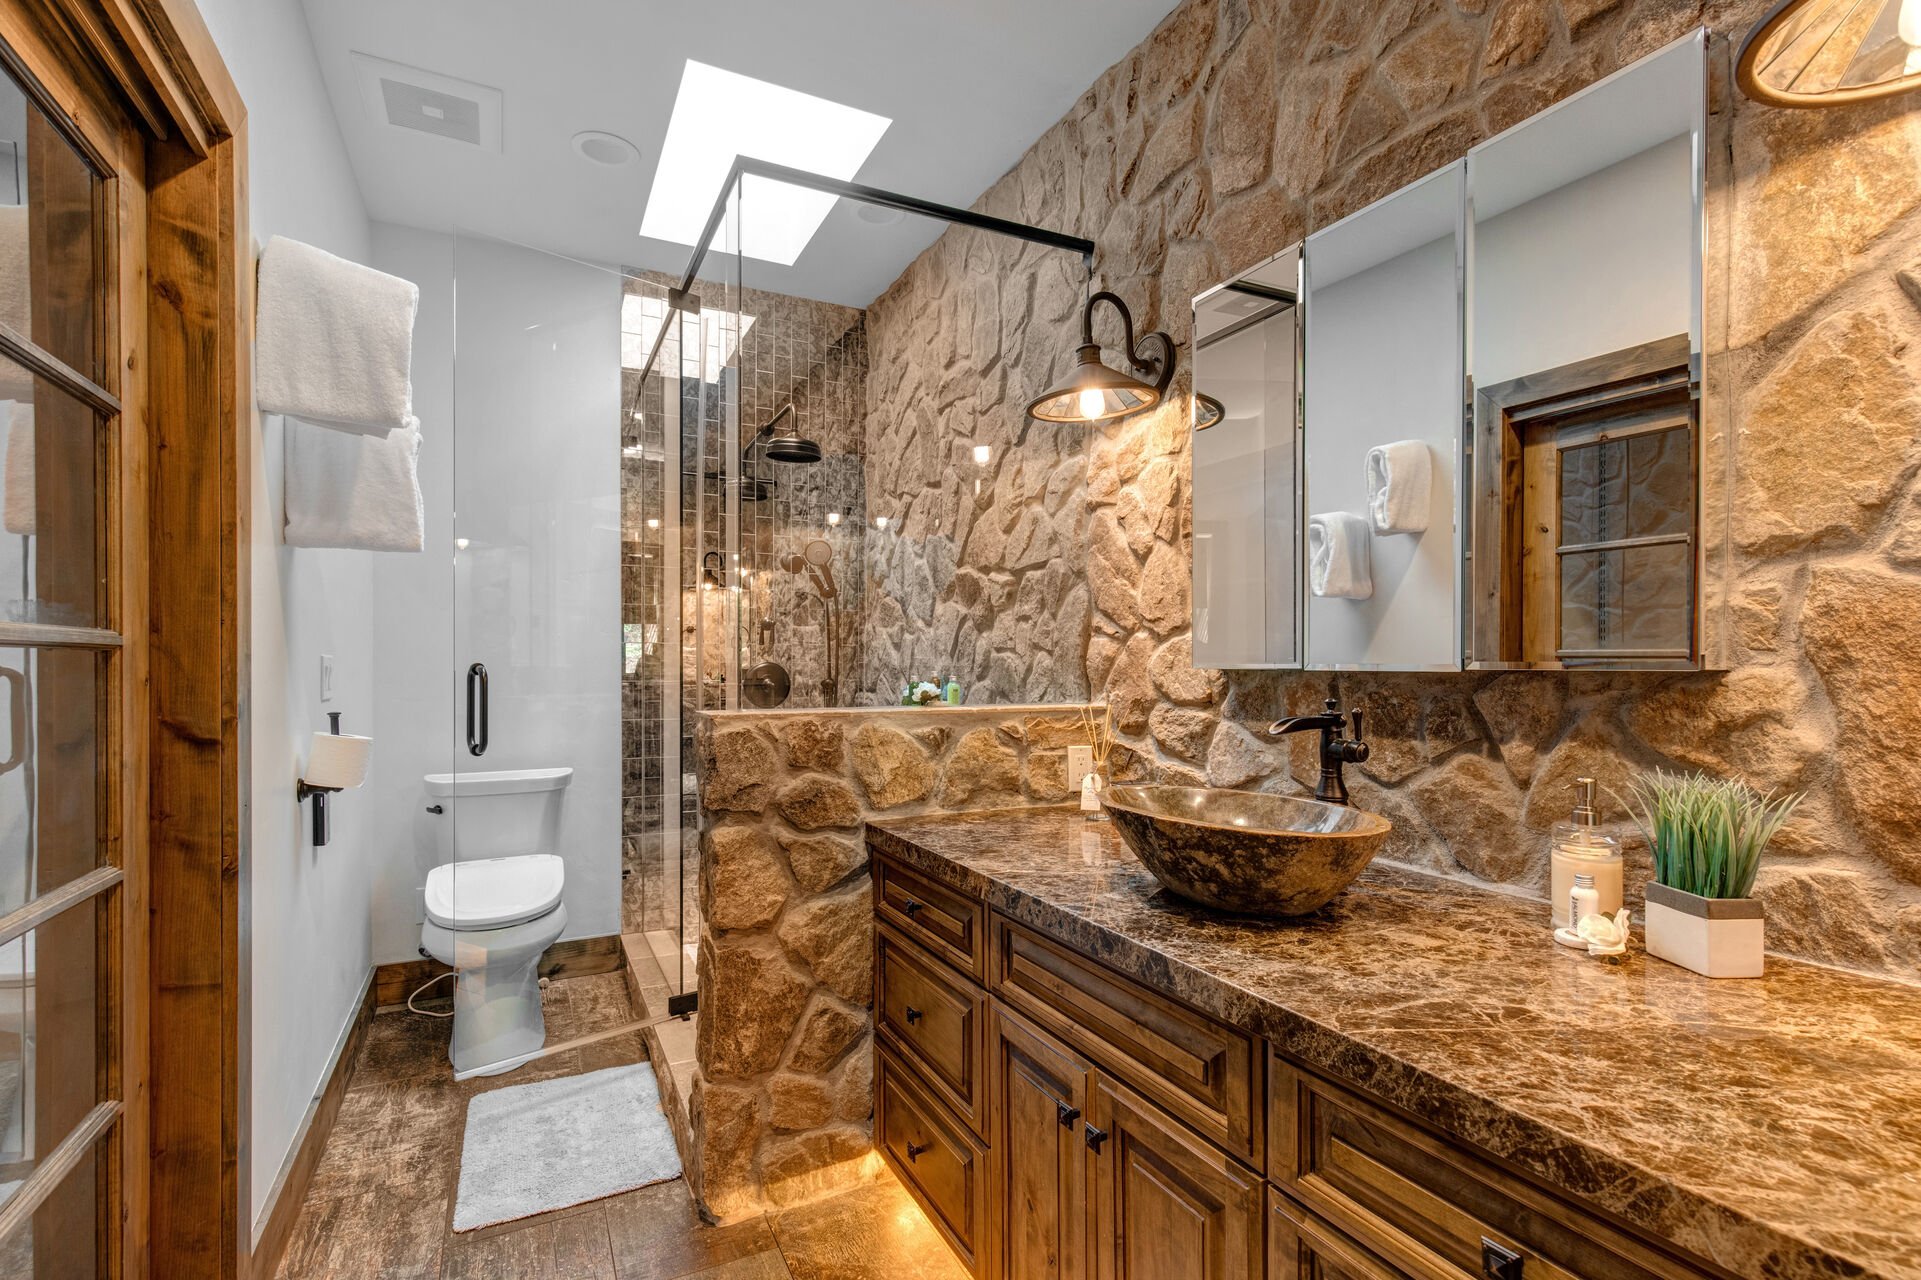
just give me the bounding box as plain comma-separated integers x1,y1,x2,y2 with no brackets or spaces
870,850,1725,1280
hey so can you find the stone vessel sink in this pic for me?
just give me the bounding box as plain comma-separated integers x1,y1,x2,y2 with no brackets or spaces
1102,785,1392,917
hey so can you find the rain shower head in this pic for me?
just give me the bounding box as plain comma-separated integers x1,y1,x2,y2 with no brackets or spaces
747,404,823,465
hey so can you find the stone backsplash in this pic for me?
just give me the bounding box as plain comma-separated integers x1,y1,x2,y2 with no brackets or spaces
688,704,1097,1217
857,0,1921,980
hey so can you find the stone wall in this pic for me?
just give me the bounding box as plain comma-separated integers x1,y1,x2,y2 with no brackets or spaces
688,704,1096,1217
856,0,1921,981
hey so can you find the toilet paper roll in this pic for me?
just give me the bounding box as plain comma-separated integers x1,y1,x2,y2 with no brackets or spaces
305,731,372,790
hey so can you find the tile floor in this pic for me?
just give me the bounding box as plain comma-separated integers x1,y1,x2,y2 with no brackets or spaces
274,966,963,1280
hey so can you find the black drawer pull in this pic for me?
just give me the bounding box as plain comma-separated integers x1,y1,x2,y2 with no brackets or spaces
904,1005,923,1025
1056,1101,1080,1128
1481,1238,1523,1280
906,1140,933,1162
1083,1122,1108,1153
901,897,923,916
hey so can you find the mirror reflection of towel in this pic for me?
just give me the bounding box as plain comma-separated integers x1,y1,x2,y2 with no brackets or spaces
1309,512,1371,600
4,403,31,537
1366,440,1431,535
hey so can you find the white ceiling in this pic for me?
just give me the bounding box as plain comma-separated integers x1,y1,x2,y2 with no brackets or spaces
297,0,1180,306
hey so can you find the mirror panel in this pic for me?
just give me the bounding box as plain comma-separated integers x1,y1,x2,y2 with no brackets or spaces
1190,246,1301,669
1302,162,1464,671
1466,32,1707,669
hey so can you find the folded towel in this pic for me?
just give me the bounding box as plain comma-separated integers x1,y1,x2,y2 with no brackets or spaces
1366,439,1431,535
1309,512,1372,600
3,402,31,536
256,236,418,435
284,416,424,552
0,206,30,400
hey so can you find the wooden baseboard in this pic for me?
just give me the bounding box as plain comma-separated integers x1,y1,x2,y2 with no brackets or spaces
250,973,375,1280
372,933,624,1008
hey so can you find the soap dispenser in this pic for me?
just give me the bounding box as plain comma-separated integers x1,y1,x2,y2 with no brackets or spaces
1549,777,1622,938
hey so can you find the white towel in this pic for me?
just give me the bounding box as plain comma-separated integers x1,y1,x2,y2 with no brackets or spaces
1309,512,1372,600
1366,439,1431,535
256,236,418,435
3,402,30,536
284,416,424,552
0,206,30,400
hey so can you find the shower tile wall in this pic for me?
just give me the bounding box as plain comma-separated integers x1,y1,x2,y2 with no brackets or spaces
734,293,869,709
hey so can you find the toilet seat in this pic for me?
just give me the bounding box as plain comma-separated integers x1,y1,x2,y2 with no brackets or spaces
424,853,565,930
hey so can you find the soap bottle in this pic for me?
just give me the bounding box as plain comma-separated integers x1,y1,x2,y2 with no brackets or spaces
943,676,962,705
1549,777,1622,938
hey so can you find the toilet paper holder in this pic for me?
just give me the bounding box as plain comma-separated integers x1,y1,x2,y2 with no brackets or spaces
298,711,372,847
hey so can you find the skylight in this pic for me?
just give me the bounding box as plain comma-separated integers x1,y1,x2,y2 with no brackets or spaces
639,61,891,267
621,293,754,382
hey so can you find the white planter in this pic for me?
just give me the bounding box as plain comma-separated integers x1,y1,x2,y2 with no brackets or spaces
1643,882,1764,978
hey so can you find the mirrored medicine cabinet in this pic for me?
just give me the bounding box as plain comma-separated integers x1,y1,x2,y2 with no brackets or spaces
1189,29,1728,675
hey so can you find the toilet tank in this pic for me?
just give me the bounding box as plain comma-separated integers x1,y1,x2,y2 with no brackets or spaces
423,767,572,864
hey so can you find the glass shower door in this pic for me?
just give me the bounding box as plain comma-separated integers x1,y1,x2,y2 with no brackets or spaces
445,233,660,1076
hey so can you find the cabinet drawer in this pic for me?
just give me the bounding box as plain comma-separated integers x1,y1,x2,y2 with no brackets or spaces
877,923,987,1137
877,1043,988,1275
875,853,987,983
1267,1189,1416,1280
1270,1055,1717,1280
992,915,1260,1167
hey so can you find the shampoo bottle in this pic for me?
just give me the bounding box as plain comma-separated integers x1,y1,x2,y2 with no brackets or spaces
1549,777,1622,939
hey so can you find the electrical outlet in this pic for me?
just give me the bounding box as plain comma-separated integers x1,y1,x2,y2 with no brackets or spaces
320,653,335,703
1067,745,1095,794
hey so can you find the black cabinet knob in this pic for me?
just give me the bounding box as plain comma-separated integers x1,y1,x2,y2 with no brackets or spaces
904,1005,923,1025
1056,1100,1080,1128
902,897,923,916
1083,1122,1109,1153
906,1140,932,1162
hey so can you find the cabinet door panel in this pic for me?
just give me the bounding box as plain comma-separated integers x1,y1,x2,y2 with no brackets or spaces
1089,1075,1262,1280
1266,1189,1415,1280
993,1007,1092,1280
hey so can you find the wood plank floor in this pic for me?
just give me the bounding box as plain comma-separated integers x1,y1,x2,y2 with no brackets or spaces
273,972,965,1279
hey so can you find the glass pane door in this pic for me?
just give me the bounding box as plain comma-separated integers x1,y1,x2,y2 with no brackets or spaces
446,234,650,1076
0,52,128,1280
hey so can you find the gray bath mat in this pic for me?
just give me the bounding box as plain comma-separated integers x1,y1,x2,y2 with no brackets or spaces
453,1063,682,1231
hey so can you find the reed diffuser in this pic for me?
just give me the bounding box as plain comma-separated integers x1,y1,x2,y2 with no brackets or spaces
1078,704,1116,822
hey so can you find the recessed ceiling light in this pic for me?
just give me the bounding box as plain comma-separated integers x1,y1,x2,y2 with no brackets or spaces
639,60,891,266
573,130,639,166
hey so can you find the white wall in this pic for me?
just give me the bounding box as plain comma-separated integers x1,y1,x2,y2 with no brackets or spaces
367,228,623,965
193,0,378,1239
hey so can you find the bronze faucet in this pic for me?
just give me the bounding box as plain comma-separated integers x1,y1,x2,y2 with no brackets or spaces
1266,697,1369,806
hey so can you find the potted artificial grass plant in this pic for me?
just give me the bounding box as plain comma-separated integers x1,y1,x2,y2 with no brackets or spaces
1618,770,1801,978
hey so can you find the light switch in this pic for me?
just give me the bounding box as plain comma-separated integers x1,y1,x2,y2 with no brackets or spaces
1067,745,1095,793
319,654,335,703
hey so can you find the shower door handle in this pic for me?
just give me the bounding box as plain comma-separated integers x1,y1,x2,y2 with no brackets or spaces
467,662,489,756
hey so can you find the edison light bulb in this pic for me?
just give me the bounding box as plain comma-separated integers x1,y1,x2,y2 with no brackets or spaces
1078,387,1106,420
1903,0,1921,45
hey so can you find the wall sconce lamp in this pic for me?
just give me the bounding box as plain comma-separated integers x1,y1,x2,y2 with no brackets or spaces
298,712,371,848
1022,291,1175,441
701,551,726,590
1738,0,1921,106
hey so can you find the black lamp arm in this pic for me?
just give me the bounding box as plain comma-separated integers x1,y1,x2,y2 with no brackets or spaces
1083,291,1175,395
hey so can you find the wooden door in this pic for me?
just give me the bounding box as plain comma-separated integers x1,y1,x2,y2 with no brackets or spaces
992,1007,1093,1280
1088,1074,1263,1280
0,13,150,1280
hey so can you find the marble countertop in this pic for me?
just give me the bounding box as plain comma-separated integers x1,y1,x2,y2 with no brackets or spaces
866,806,1921,1280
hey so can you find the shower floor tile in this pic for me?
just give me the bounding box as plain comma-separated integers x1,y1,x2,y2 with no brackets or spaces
272,969,954,1280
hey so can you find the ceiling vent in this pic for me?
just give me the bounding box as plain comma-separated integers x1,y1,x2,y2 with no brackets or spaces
352,52,502,152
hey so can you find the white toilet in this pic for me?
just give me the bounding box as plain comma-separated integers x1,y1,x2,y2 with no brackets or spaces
420,767,573,1080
